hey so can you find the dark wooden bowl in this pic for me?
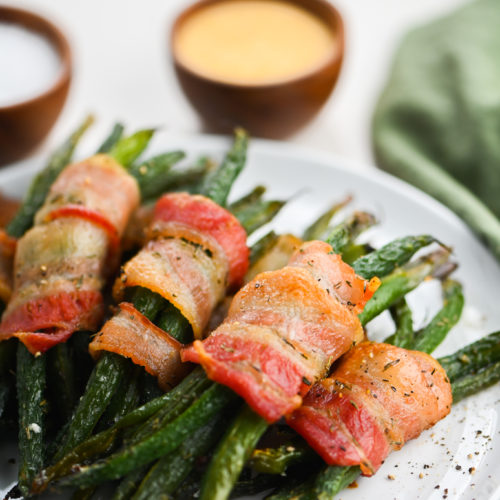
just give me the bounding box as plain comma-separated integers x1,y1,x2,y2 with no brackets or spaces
171,0,344,139
0,6,72,166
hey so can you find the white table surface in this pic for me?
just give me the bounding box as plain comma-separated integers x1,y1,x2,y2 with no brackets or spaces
4,0,467,169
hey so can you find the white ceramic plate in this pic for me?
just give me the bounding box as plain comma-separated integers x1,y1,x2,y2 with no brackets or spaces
1,132,499,500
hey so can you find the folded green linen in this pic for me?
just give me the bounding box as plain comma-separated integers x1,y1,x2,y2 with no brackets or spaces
373,0,500,260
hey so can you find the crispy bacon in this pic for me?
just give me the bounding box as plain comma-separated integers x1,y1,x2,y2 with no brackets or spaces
89,303,190,391
182,242,378,422
287,342,452,475
0,230,17,304
0,155,139,353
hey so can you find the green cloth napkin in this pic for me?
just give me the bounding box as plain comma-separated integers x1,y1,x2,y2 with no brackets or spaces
372,0,500,260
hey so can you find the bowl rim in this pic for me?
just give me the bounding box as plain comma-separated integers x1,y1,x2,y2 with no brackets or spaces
170,0,345,90
0,5,72,112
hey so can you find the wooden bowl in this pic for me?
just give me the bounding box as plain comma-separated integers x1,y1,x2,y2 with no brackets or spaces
0,6,72,166
171,0,344,139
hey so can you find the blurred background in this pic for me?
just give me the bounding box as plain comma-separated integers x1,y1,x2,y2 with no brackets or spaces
2,0,466,167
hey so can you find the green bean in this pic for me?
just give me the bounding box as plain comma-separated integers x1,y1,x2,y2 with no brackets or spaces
97,122,125,153
96,365,141,433
386,299,414,349
58,385,238,489
352,235,439,279
438,331,500,382
139,372,164,405
155,301,193,344
53,353,132,462
128,151,186,201
202,128,248,206
47,343,79,424
160,160,212,194
342,243,373,264
7,115,94,238
200,405,268,500
125,287,166,324
229,185,266,212
451,361,500,403
309,465,360,500
358,249,452,326
326,211,377,254
132,412,228,500
108,129,155,167
234,199,286,235
123,368,211,447
413,279,464,353
302,197,351,241
16,344,47,496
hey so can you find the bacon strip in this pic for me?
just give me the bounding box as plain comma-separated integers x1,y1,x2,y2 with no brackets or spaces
0,155,140,353
115,193,249,339
287,342,452,475
114,234,228,339
89,303,190,391
0,219,108,353
182,242,379,422
0,230,16,304
35,154,140,238
152,193,249,290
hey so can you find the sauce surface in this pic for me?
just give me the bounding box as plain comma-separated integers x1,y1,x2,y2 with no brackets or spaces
0,22,62,107
174,0,336,85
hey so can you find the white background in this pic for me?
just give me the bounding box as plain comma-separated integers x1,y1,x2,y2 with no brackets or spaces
3,0,467,168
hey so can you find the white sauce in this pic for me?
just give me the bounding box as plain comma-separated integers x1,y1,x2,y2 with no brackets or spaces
0,22,62,107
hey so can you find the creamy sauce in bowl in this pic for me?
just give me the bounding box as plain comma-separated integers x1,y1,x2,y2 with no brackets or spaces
173,0,337,86
0,22,62,107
